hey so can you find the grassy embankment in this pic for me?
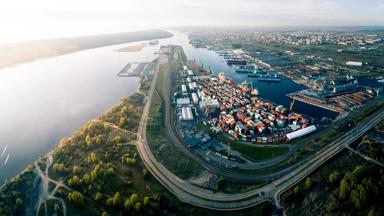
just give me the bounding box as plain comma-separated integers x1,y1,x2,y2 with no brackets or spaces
146,46,204,179
209,132,289,161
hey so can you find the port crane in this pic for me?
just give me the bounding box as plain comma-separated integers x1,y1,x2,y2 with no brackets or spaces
290,96,296,110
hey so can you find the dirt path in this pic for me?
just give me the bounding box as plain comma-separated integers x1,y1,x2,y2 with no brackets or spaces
34,155,70,216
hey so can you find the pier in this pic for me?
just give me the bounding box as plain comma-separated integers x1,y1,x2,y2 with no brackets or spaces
287,92,346,113
117,62,155,77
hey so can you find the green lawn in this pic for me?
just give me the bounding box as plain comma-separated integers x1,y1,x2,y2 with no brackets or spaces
231,143,289,161
208,130,289,161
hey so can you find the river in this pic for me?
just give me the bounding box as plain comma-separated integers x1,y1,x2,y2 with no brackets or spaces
0,38,167,183
0,30,338,184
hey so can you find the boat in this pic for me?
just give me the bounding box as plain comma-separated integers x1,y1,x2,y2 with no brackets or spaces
257,77,282,82
248,73,260,78
235,64,256,73
256,73,282,82
227,59,247,65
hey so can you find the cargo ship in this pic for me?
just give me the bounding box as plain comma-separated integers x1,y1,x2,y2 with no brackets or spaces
227,59,247,65
257,77,282,82
235,64,256,73
249,73,282,82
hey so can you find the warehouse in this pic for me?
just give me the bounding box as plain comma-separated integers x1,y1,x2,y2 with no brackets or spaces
189,82,195,91
182,107,194,121
181,84,188,94
192,93,199,104
346,61,363,67
187,70,194,76
286,125,317,140
177,98,190,107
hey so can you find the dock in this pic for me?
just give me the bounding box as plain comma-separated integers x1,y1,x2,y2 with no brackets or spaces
117,62,155,77
287,91,346,113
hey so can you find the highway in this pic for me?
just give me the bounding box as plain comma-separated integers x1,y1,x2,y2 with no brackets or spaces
135,45,384,210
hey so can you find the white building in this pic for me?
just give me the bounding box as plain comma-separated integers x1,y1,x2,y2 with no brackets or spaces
187,70,194,76
346,61,363,67
182,107,194,120
177,98,190,107
199,95,220,109
189,83,194,91
181,84,187,94
192,93,199,105
191,82,198,89
286,125,317,140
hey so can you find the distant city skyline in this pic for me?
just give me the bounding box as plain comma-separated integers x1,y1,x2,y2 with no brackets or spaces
1,0,383,44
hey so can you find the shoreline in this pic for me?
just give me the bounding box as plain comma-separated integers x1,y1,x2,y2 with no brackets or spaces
0,29,172,70
0,74,145,189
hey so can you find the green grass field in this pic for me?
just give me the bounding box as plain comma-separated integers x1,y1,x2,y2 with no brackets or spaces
231,143,289,161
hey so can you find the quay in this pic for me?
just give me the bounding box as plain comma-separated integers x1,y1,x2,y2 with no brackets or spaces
287,91,346,113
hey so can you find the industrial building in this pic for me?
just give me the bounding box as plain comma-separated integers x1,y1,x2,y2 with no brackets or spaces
192,93,199,105
187,70,194,76
181,84,188,94
182,107,194,121
177,98,190,107
329,75,358,94
346,61,363,67
286,125,317,140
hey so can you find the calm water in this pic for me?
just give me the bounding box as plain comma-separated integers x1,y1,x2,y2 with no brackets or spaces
0,31,339,183
0,38,170,183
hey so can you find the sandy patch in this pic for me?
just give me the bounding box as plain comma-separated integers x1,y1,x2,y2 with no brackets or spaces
116,43,147,52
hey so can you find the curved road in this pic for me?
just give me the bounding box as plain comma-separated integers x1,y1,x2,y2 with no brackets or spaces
134,45,384,210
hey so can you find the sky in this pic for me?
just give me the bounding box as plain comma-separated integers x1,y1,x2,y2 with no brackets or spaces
0,0,383,44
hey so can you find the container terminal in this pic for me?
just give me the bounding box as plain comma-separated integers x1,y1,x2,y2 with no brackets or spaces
174,66,317,145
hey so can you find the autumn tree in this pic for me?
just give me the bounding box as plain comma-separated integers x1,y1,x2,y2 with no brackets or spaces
113,192,121,206
68,191,85,207
339,179,350,200
304,177,312,190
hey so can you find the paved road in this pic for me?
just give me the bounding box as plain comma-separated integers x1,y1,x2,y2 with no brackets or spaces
345,145,384,168
134,45,384,210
